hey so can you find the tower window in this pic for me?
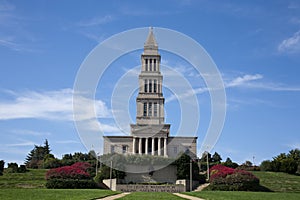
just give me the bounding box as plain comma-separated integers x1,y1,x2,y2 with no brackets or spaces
154,59,156,71
154,79,157,93
145,59,148,71
144,79,148,93
158,81,160,93
149,79,152,93
149,59,152,71
154,102,157,117
143,102,147,116
148,102,152,117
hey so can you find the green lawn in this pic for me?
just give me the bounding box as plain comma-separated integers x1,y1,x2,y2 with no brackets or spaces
0,189,119,200
182,171,300,200
185,191,300,200
117,192,185,200
252,171,300,192
0,169,47,188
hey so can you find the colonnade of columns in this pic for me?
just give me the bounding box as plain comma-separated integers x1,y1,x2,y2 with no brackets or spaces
132,137,168,157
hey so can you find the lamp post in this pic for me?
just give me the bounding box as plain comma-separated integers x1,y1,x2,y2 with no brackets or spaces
206,151,210,181
109,160,113,190
190,159,192,191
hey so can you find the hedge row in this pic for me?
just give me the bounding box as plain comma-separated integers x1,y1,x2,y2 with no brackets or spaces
46,179,97,189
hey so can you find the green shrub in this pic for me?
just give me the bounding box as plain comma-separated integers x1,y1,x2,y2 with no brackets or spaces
46,179,97,189
7,163,18,173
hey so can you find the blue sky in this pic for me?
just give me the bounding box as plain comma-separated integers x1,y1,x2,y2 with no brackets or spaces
1,0,300,165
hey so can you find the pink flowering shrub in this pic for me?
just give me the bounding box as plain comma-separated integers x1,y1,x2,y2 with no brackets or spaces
45,162,96,189
208,164,260,191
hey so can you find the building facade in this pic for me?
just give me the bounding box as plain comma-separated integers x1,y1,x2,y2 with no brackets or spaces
103,28,197,158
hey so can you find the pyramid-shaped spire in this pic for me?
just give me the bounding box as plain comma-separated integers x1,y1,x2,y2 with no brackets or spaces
144,27,158,55
145,27,158,47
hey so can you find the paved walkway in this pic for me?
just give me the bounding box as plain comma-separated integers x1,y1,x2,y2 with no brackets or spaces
173,193,205,200
97,192,130,200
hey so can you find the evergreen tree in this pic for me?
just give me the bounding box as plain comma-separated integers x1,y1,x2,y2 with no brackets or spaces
44,139,51,155
0,160,4,175
25,139,52,169
212,152,222,163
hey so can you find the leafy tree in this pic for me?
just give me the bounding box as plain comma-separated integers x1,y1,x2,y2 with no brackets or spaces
260,160,273,171
222,157,238,169
175,153,200,180
243,160,253,167
260,148,300,174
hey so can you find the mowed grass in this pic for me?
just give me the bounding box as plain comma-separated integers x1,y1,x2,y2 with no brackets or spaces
185,191,300,200
0,169,119,200
183,171,300,200
0,189,119,200
117,192,185,200
0,169,47,188
252,171,300,192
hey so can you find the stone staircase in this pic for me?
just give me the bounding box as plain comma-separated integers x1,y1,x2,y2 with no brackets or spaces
194,183,210,191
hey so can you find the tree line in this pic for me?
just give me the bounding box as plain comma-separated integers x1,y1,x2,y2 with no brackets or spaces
260,149,300,175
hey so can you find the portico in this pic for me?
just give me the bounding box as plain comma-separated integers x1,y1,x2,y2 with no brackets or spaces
132,137,168,157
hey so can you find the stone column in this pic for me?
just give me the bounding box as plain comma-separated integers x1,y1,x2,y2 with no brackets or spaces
164,138,168,157
158,137,161,156
145,138,148,155
151,138,155,155
132,137,136,154
139,138,142,155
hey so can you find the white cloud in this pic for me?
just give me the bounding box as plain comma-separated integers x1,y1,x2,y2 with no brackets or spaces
0,88,111,121
226,74,263,88
278,30,300,53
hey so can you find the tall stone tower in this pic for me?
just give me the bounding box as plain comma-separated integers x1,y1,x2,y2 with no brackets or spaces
103,28,197,159
131,28,170,157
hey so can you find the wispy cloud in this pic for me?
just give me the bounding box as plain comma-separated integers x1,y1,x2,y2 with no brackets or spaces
278,30,300,53
11,129,51,136
0,0,15,12
77,15,114,27
0,1,38,52
226,74,263,88
55,140,80,144
0,88,111,121
166,73,300,103
6,141,35,147
287,142,300,149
